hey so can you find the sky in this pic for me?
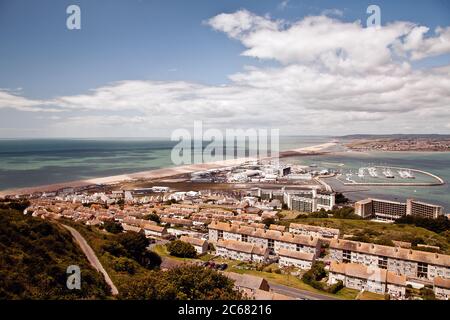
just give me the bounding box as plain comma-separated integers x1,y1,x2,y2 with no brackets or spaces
0,0,450,138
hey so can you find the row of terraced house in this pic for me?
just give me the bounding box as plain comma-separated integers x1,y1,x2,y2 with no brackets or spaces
208,221,450,299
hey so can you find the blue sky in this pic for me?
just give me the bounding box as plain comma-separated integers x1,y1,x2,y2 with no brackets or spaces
0,0,449,137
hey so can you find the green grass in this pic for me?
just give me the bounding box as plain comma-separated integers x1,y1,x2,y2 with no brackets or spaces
279,216,450,253
58,219,156,291
335,288,360,300
357,291,386,300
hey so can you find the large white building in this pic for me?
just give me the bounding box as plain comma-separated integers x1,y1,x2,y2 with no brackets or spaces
328,262,407,298
329,238,450,281
216,239,269,263
354,198,444,221
278,248,315,270
208,221,321,256
433,277,450,300
256,188,336,213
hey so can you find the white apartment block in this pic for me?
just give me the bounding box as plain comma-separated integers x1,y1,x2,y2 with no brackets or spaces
329,238,450,281
278,248,315,270
289,222,340,239
257,188,336,213
208,221,320,256
216,239,269,263
433,277,450,300
354,198,444,221
328,262,407,298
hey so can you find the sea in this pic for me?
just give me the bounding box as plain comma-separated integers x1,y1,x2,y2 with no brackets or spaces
0,137,449,211
0,136,327,190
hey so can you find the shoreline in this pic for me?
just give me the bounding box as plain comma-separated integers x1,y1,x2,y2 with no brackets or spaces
0,142,337,197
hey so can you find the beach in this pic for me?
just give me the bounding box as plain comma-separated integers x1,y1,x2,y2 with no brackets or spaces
0,142,337,197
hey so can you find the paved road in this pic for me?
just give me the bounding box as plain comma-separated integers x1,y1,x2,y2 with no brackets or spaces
62,225,119,296
268,282,340,300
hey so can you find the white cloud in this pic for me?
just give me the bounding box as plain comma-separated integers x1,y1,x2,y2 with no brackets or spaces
1,10,450,136
321,8,344,17
400,26,450,60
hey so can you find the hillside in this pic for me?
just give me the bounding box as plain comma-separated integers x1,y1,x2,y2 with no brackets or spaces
0,208,111,299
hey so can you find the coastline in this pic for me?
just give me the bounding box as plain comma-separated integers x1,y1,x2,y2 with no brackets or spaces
0,142,337,197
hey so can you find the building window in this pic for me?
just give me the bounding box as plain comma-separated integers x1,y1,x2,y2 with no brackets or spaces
343,250,351,263
218,230,223,239
242,235,248,242
268,239,274,249
418,262,428,278
378,257,388,269
296,244,303,251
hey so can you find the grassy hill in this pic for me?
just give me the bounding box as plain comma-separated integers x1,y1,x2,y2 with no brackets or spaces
0,208,111,299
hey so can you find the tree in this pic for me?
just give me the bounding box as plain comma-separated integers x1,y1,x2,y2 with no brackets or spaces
113,257,136,274
144,213,160,224
302,262,327,290
103,221,123,234
167,240,197,258
262,217,275,227
116,232,161,269
117,231,149,258
119,265,243,300
335,193,349,204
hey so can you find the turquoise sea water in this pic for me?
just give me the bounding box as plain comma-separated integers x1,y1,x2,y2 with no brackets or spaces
0,136,329,190
286,151,450,212
1,138,448,212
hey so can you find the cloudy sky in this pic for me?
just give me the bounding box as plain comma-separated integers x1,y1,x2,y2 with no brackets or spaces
1,0,450,137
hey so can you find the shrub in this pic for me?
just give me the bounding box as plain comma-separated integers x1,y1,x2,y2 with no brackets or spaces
166,240,197,258
113,257,136,274
144,213,160,224
103,221,123,234
327,280,343,294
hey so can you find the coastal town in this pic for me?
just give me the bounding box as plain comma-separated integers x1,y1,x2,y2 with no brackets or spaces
6,157,448,301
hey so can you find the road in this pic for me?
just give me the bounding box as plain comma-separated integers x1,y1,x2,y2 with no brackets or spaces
268,282,341,300
62,224,119,296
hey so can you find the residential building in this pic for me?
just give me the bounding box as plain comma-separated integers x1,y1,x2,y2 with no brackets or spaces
143,223,167,238
329,238,450,281
355,198,444,221
328,262,407,298
328,261,387,295
216,239,269,263
208,221,321,256
407,199,444,219
278,248,315,270
180,235,209,255
433,277,450,300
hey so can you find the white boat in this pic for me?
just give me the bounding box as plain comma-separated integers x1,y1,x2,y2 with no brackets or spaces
383,168,395,178
358,167,365,178
368,167,378,177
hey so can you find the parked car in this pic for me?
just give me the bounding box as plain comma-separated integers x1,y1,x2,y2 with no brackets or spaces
217,263,228,270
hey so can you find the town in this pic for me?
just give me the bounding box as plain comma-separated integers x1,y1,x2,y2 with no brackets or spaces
9,161,448,301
